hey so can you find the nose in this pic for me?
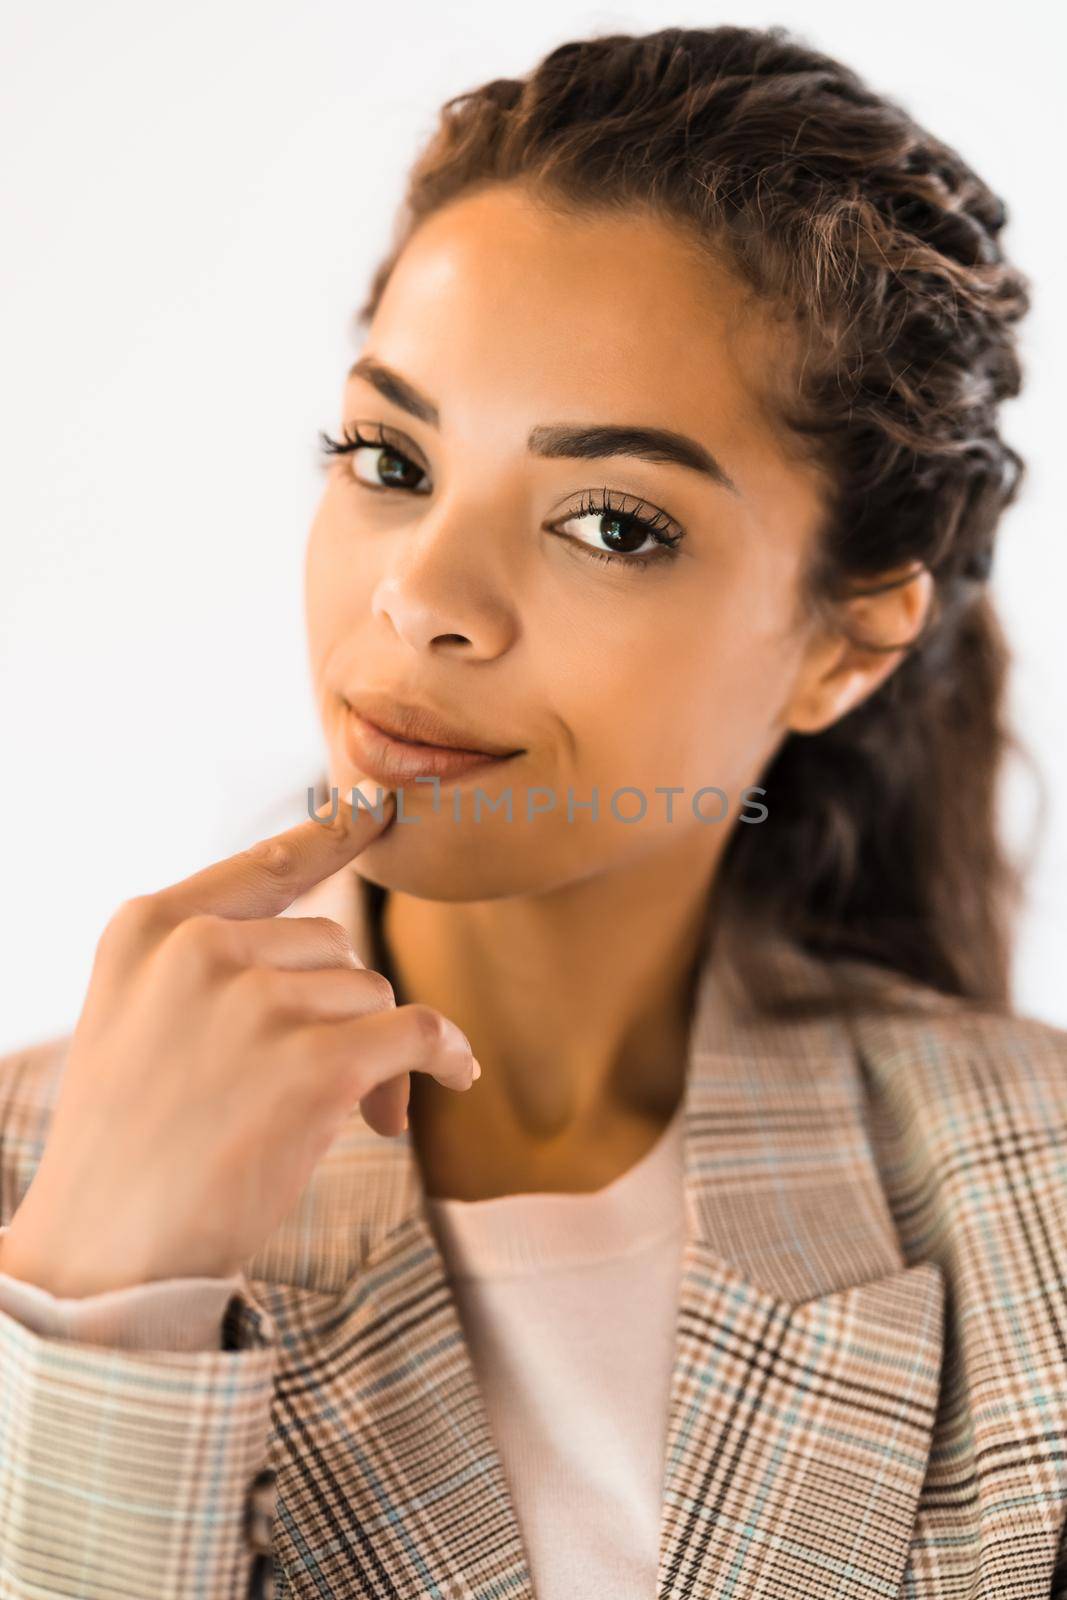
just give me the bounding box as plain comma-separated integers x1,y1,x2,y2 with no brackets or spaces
369,497,517,658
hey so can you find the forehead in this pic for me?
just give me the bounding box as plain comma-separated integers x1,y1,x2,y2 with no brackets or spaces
362,183,797,466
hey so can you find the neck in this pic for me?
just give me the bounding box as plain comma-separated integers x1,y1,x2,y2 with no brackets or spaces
376,848,719,1199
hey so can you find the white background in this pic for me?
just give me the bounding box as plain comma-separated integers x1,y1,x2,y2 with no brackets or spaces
2,0,1064,1050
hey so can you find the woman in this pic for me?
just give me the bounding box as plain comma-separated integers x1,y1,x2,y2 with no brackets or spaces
0,21,1064,1600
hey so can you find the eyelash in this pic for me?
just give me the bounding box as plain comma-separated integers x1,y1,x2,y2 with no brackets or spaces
317,422,685,570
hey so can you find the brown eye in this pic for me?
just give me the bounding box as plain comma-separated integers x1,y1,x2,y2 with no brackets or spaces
546,488,685,570
557,508,664,559
317,425,429,493
350,442,426,492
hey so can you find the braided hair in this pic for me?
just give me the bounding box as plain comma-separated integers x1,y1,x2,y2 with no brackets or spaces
348,24,1036,1014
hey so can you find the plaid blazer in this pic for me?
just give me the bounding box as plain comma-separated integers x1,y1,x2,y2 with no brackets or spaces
0,863,1065,1600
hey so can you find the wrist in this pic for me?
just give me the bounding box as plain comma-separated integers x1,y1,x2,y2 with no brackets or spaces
1,1225,129,1299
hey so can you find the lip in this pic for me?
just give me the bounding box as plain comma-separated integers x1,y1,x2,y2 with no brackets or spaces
342,705,523,787
345,692,522,756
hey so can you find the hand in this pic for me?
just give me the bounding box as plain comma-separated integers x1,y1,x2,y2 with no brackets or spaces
2,787,479,1296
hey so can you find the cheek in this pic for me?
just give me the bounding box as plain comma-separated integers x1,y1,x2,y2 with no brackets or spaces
686,617,804,789
596,585,797,795
534,598,703,788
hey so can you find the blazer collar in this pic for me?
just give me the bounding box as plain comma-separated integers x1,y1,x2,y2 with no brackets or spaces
241,865,945,1600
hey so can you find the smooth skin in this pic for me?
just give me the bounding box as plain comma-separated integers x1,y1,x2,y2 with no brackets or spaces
3,181,935,1298
0,794,477,1296
308,180,934,1202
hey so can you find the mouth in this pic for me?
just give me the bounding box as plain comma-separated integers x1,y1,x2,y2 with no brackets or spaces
340,698,524,787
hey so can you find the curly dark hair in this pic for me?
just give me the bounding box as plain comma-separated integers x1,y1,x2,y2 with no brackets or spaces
325,23,1042,1017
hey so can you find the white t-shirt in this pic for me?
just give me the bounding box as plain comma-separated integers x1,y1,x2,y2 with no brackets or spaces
424,1102,686,1596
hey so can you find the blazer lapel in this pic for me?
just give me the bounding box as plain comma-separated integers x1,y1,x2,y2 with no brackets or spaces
237,865,944,1600
657,945,945,1599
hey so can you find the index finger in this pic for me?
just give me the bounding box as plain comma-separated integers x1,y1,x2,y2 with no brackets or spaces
159,785,397,921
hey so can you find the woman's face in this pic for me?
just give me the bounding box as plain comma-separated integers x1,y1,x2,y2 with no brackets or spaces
305,181,842,900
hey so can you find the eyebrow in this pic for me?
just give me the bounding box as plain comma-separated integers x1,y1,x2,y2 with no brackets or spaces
347,355,742,498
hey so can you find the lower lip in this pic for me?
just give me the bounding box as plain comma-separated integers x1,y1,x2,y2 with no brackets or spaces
342,707,522,785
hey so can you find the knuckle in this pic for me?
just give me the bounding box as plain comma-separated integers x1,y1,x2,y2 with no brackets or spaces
360,970,396,1010
243,836,299,880
409,1003,447,1051
310,916,362,968
101,893,169,952
166,912,231,976
318,811,350,847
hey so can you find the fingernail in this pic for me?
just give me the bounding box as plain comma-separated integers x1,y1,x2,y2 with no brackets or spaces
471,1059,482,1081
401,1112,409,1130
354,776,394,811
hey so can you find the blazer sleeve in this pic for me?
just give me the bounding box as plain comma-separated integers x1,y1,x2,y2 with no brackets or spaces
0,1256,280,1600
1052,1516,1067,1599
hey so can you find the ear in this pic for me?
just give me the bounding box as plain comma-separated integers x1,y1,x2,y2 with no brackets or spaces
785,562,935,735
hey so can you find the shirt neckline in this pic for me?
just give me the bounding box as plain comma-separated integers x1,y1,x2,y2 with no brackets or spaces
422,1100,686,1279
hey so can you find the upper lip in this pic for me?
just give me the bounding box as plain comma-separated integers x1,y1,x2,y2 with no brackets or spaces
344,692,523,757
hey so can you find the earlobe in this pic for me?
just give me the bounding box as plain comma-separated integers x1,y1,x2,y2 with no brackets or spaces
787,666,873,736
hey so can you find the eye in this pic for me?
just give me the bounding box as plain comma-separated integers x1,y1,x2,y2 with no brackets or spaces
317,430,686,572
546,488,684,569
318,423,428,493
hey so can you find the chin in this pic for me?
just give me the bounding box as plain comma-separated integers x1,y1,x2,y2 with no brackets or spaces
350,823,588,904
